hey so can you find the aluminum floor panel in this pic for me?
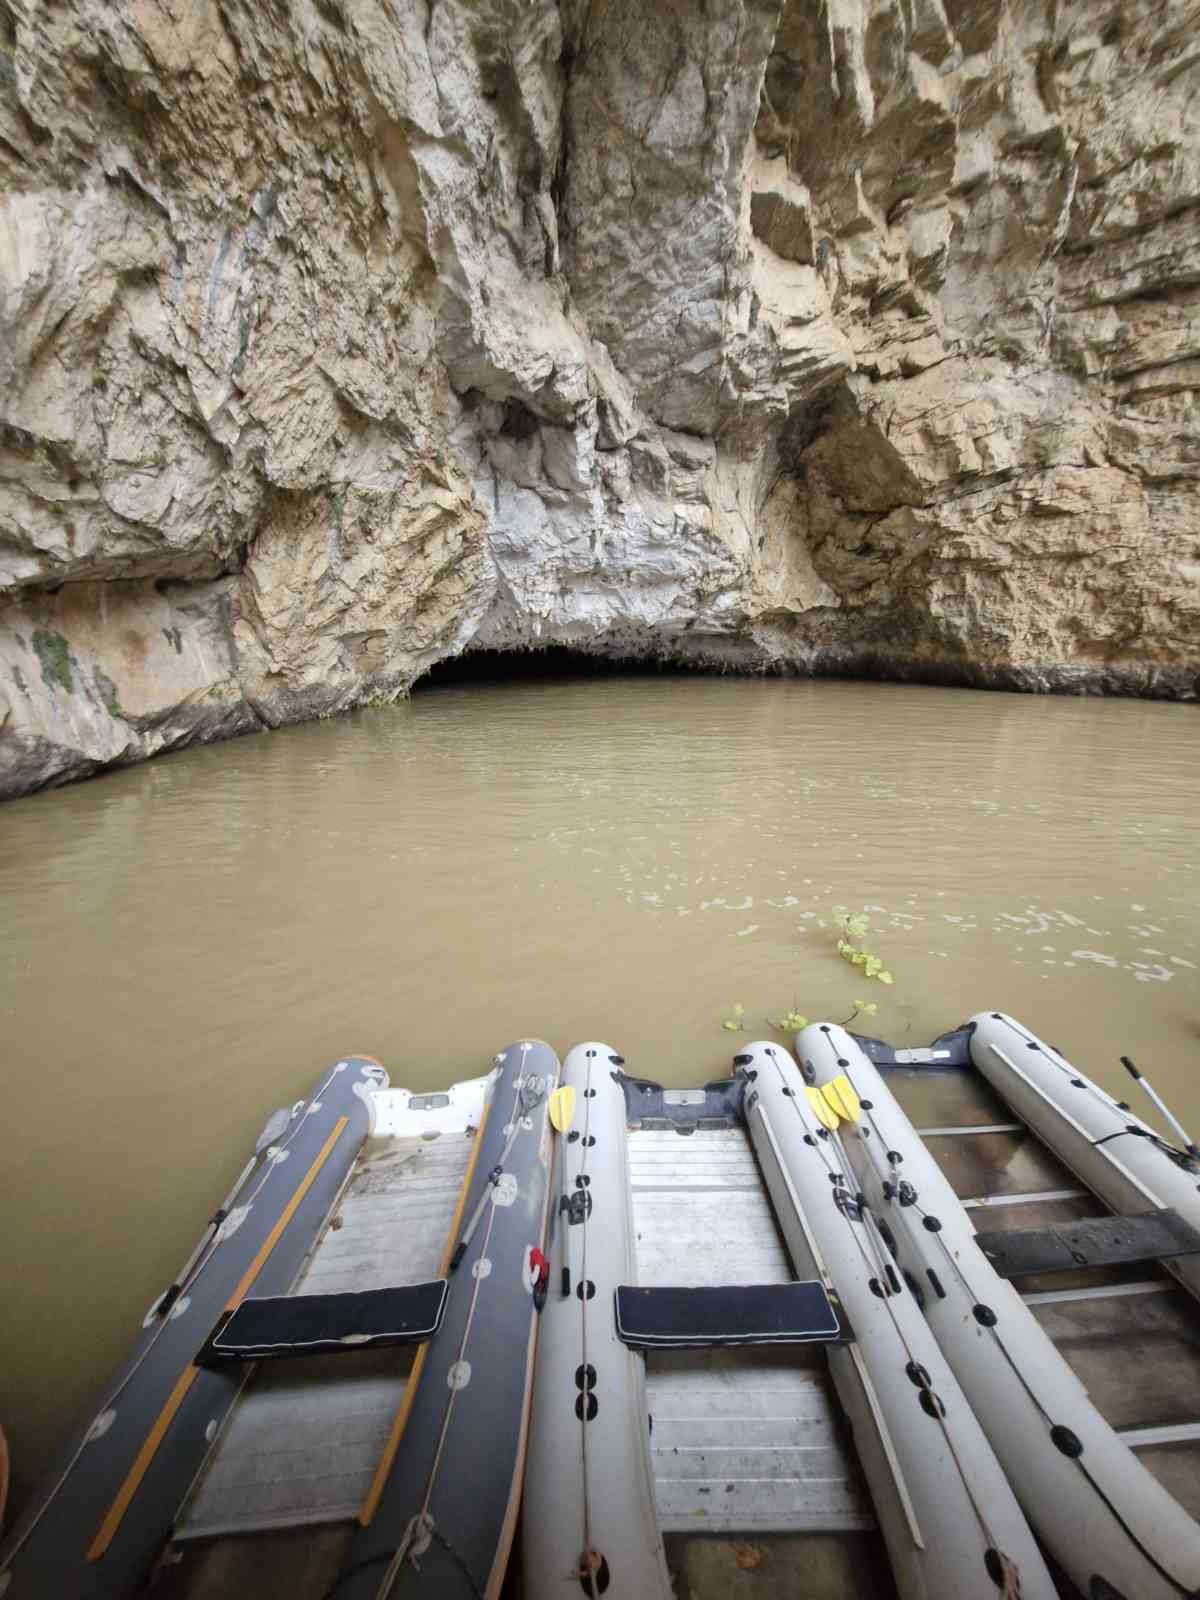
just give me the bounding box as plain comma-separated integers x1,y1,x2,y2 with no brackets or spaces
630,1126,872,1534
177,1132,474,1540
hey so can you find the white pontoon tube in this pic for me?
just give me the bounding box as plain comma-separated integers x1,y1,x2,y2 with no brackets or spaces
523,1043,673,1600
800,1021,1200,1600
741,1041,1056,1600
970,1011,1200,1303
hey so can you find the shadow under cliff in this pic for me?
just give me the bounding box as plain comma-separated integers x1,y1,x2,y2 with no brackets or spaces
413,647,703,689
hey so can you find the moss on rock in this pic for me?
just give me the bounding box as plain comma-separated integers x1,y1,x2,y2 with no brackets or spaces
32,630,74,695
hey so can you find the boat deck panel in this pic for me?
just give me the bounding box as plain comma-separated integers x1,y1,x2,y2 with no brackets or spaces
1030,1284,1200,1432
630,1125,874,1534
921,1126,1076,1202
1130,1443,1200,1521
647,1352,872,1533
176,1132,475,1540
162,1523,355,1599
173,1353,409,1538
876,1067,1013,1131
634,1191,795,1286
299,1137,470,1295
166,1061,1200,1599
663,1527,897,1600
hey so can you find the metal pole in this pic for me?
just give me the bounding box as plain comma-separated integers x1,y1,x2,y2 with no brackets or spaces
1121,1056,1200,1158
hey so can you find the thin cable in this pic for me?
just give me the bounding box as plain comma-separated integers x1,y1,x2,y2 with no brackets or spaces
762,1054,1006,1557
374,1056,539,1600
577,1055,595,1583
992,1024,1190,1162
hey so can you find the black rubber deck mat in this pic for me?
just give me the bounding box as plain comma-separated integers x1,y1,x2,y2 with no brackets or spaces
614,1281,851,1348
200,1281,448,1362
975,1208,1200,1278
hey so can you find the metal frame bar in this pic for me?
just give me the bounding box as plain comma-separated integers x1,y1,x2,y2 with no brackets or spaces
1022,1280,1176,1307
1118,1422,1200,1449
916,1123,1023,1137
961,1187,1086,1210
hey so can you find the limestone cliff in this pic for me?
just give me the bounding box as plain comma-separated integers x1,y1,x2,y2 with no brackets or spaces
2,0,1197,794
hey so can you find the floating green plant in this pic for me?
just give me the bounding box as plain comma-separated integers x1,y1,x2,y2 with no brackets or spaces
833,907,894,984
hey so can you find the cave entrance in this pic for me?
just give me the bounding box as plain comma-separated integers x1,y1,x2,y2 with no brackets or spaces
414,646,677,690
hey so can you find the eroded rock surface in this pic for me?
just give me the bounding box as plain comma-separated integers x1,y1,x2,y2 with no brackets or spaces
2,0,1197,794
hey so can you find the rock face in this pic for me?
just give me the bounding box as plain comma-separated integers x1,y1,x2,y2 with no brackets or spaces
1,0,1197,795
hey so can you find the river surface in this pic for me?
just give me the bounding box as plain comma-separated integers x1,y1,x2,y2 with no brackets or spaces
1,675,1197,1513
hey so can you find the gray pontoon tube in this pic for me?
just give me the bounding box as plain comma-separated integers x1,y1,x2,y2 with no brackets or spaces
801,1021,1200,1600
523,1042,673,1600
742,1041,1055,1600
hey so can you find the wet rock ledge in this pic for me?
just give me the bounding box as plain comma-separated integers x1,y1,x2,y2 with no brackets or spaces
2,0,1198,796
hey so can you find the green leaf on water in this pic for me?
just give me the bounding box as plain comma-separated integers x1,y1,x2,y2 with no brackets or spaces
832,906,895,988
775,1009,809,1032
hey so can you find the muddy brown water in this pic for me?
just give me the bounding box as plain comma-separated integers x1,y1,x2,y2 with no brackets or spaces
1,675,1197,1517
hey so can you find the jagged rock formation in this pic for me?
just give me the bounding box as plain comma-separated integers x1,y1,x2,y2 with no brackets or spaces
1,0,1197,795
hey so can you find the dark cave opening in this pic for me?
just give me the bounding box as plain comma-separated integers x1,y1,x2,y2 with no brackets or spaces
414,646,687,689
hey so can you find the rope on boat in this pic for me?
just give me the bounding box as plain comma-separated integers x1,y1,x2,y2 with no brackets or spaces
372,1048,546,1600
758,1048,1021,1590
987,1020,1196,1169
323,1525,483,1600
577,1050,597,1591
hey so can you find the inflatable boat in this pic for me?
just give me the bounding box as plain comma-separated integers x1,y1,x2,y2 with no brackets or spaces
0,1042,559,1600
337,1038,558,1600
0,1055,387,1599
798,1021,1200,1600
969,1011,1200,1302
740,1041,1055,1600
523,1044,673,1600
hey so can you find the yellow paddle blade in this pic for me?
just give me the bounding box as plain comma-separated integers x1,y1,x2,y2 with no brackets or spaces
805,1085,839,1131
822,1074,861,1125
549,1085,576,1133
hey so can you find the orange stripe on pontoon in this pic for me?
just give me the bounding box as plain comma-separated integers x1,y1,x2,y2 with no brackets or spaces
87,1114,350,1561
221,1116,349,1311
359,1098,493,1526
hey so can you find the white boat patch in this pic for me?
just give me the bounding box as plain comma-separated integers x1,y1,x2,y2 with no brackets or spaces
215,1205,250,1243
86,1409,117,1444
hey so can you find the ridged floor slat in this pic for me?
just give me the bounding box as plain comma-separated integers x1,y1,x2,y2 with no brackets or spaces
176,1133,474,1540
631,1126,872,1535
